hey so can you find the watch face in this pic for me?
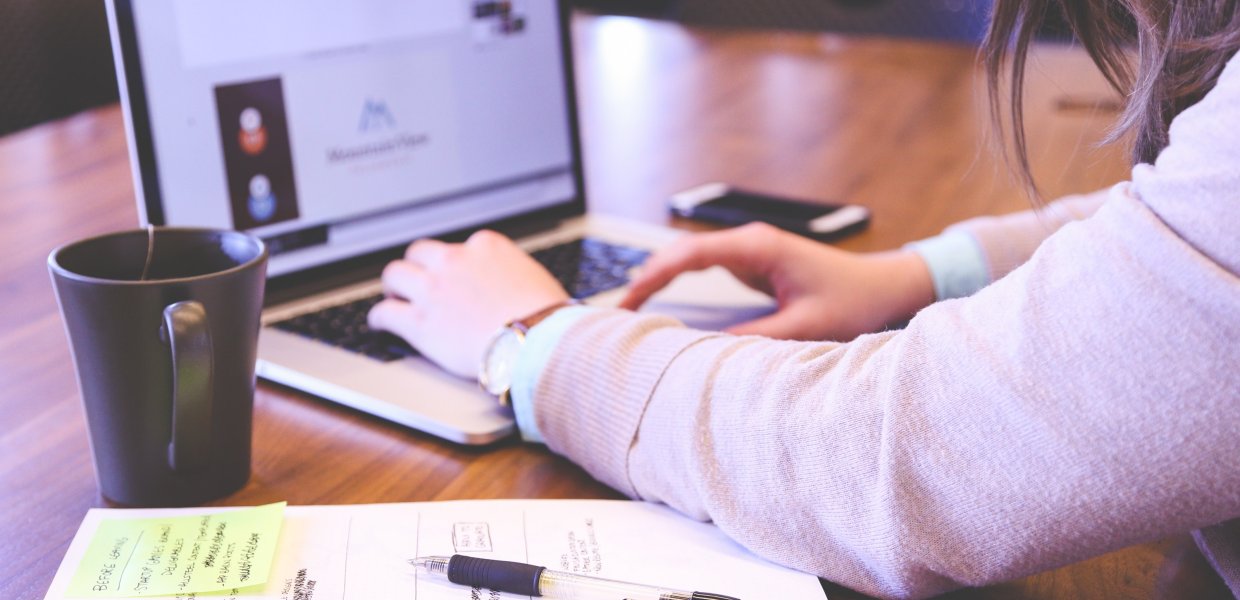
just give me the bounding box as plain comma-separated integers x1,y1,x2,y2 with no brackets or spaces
480,328,524,396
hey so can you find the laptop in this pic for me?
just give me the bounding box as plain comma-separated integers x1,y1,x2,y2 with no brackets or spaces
105,0,774,444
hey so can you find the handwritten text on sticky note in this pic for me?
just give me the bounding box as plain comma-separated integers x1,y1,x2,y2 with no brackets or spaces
67,502,286,597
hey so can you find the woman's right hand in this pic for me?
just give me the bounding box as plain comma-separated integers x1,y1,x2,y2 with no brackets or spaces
619,222,937,342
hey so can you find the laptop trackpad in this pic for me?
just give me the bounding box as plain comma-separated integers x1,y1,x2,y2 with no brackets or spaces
640,266,776,331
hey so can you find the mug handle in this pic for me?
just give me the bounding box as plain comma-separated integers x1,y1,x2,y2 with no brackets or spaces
162,301,213,472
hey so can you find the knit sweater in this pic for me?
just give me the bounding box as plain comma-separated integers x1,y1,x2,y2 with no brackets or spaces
523,54,1240,599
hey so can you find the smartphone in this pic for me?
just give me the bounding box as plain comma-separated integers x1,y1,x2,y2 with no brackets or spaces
669,182,870,239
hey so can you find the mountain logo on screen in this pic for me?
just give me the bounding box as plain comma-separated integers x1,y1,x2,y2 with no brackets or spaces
358,99,397,133
238,107,268,155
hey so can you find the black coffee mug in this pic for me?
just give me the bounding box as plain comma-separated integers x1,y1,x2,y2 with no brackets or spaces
48,227,267,506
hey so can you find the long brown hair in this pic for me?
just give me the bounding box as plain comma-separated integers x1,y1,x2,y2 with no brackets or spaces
984,0,1240,194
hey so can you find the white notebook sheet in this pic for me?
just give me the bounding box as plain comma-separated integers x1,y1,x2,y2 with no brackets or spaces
45,499,826,599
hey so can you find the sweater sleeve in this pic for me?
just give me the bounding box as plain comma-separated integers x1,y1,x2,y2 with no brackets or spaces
945,189,1109,283
529,58,1240,600
906,191,1109,301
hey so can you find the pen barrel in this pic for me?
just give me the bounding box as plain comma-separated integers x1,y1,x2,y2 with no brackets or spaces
538,569,688,600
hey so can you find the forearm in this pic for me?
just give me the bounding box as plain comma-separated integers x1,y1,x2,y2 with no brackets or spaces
529,192,1240,599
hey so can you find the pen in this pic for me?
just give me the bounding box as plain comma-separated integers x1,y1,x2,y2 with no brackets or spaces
410,554,741,600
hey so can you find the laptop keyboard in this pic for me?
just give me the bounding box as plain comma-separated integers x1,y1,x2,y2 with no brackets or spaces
531,237,650,300
273,295,415,362
271,237,649,363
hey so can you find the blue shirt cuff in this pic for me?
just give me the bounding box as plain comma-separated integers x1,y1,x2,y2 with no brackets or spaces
904,230,990,300
510,305,598,444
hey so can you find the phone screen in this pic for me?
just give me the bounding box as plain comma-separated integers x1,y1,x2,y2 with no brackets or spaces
705,191,842,220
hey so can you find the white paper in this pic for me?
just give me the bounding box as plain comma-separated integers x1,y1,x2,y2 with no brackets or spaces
46,500,826,599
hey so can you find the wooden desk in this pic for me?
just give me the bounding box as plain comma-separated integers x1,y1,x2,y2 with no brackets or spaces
0,13,1230,600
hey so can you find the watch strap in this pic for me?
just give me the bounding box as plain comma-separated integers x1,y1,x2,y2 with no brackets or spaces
509,299,581,333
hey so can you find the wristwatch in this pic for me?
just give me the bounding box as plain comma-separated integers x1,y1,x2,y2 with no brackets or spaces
478,300,577,405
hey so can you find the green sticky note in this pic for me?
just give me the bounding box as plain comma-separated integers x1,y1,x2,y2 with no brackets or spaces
66,502,286,597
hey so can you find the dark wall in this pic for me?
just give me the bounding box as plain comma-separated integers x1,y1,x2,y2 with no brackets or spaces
677,0,992,43
0,0,119,136
575,0,994,43
572,0,1082,43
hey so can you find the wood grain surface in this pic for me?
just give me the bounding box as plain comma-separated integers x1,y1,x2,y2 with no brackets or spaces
0,13,1231,600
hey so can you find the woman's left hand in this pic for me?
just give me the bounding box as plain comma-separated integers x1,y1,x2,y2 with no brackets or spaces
367,230,570,379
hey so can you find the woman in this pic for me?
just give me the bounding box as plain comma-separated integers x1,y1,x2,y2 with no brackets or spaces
368,1,1240,597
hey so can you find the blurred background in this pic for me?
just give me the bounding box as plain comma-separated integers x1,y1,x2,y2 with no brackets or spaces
0,0,119,136
1,0,1079,137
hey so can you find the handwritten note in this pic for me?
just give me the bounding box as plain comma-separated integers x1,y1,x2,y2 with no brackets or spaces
65,502,285,597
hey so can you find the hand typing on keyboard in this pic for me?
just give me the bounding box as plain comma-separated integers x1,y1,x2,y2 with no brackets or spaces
273,295,419,362
367,230,571,379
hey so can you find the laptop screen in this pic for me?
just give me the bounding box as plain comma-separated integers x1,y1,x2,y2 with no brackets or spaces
108,0,582,277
